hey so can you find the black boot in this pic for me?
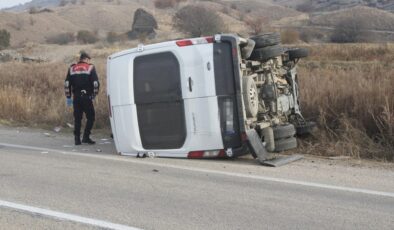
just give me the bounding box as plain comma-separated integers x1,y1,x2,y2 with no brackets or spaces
75,136,81,145
82,135,95,145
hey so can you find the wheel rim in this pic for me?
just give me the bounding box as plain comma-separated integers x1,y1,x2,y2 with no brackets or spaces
249,86,258,109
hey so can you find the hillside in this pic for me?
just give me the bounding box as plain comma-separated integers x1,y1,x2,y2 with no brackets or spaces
310,6,394,31
273,0,394,12
0,0,180,46
0,0,393,47
0,0,303,47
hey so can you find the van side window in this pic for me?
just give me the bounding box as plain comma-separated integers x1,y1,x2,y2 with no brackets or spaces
134,52,186,149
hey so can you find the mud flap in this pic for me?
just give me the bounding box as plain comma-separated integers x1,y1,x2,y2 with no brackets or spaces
246,129,303,167
246,129,268,161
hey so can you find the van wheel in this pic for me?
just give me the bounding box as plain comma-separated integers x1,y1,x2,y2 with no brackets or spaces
262,127,275,152
287,48,309,60
242,76,259,118
274,137,298,152
241,39,255,59
249,45,284,62
296,121,317,135
250,33,281,48
272,124,296,140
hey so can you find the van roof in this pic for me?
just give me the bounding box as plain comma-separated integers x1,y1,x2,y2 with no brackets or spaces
108,40,177,60
108,36,216,60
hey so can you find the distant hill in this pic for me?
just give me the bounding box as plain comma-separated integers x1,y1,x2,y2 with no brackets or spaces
0,0,303,46
310,6,394,31
272,0,394,12
0,0,393,47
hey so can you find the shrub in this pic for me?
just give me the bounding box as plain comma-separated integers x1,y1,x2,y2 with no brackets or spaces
59,0,67,7
244,16,269,35
29,7,39,14
330,15,371,43
0,29,11,49
174,5,225,37
300,28,325,43
46,32,75,45
154,0,185,9
280,29,300,44
296,1,315,12
77,30,99,44
106,31,125,43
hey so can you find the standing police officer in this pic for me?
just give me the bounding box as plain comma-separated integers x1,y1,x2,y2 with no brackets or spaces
65,51,100,145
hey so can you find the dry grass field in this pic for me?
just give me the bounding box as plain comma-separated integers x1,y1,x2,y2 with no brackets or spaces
0,43,393,160
297,43,394,160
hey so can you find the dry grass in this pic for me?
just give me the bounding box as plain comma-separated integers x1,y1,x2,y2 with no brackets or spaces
0,59,109,129
297,43,394,161
0,43,393,161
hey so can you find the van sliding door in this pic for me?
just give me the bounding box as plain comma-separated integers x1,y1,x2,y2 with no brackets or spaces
134,52,186,149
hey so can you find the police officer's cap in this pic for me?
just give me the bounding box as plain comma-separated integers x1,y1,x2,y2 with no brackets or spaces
80,51,91,60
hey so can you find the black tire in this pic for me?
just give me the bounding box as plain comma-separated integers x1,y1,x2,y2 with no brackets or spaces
249,45,284,62
242,76,259,118
250,33,281,48
296,121,317,135
241,39,255,59
273,124,296,140
287,48,309,60
274,137,298,152
262,127,275,152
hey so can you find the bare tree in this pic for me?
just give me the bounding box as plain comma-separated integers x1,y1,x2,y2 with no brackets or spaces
244,16,269,35
331,13,372,43
174,5,226,37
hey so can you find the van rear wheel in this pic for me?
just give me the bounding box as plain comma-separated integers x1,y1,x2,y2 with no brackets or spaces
242,76,259,118
287,48,309,60
250,33,281,48
249,45,284,62
274,137,298,152
273,124,296,140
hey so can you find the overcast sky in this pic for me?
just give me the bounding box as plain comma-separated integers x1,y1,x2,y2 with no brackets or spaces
0,0,32,9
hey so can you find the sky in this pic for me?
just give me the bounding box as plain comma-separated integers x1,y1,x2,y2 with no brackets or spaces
0,0,32,9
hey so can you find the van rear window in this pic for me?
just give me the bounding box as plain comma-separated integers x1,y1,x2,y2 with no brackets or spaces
134,52,186,150
214,43,236,96
134,52,182,104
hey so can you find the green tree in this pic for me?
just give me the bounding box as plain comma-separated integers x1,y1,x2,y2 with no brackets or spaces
0,29,11,49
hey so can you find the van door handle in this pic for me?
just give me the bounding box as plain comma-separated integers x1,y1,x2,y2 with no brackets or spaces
188,77,193,92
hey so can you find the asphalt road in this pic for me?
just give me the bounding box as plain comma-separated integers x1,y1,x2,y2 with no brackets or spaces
0,126,393,230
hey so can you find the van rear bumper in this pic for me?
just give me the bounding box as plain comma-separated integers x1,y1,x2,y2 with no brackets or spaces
231,142,250,158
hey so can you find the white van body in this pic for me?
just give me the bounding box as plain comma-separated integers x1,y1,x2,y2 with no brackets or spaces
107,35,248,158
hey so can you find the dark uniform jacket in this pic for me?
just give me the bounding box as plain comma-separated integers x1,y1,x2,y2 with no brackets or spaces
65,61,100,98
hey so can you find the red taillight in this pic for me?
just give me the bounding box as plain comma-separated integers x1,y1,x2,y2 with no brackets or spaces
188,150,225,159
107,95,112,117
176,37,214,47
218,149,226,158
241,132,248,142
232,47,238,56
188,151,204,159
176,40,193,47
205,36,214,43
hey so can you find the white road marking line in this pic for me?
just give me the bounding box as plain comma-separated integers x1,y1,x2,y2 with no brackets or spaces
1,142,394,198
0,200,141,230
